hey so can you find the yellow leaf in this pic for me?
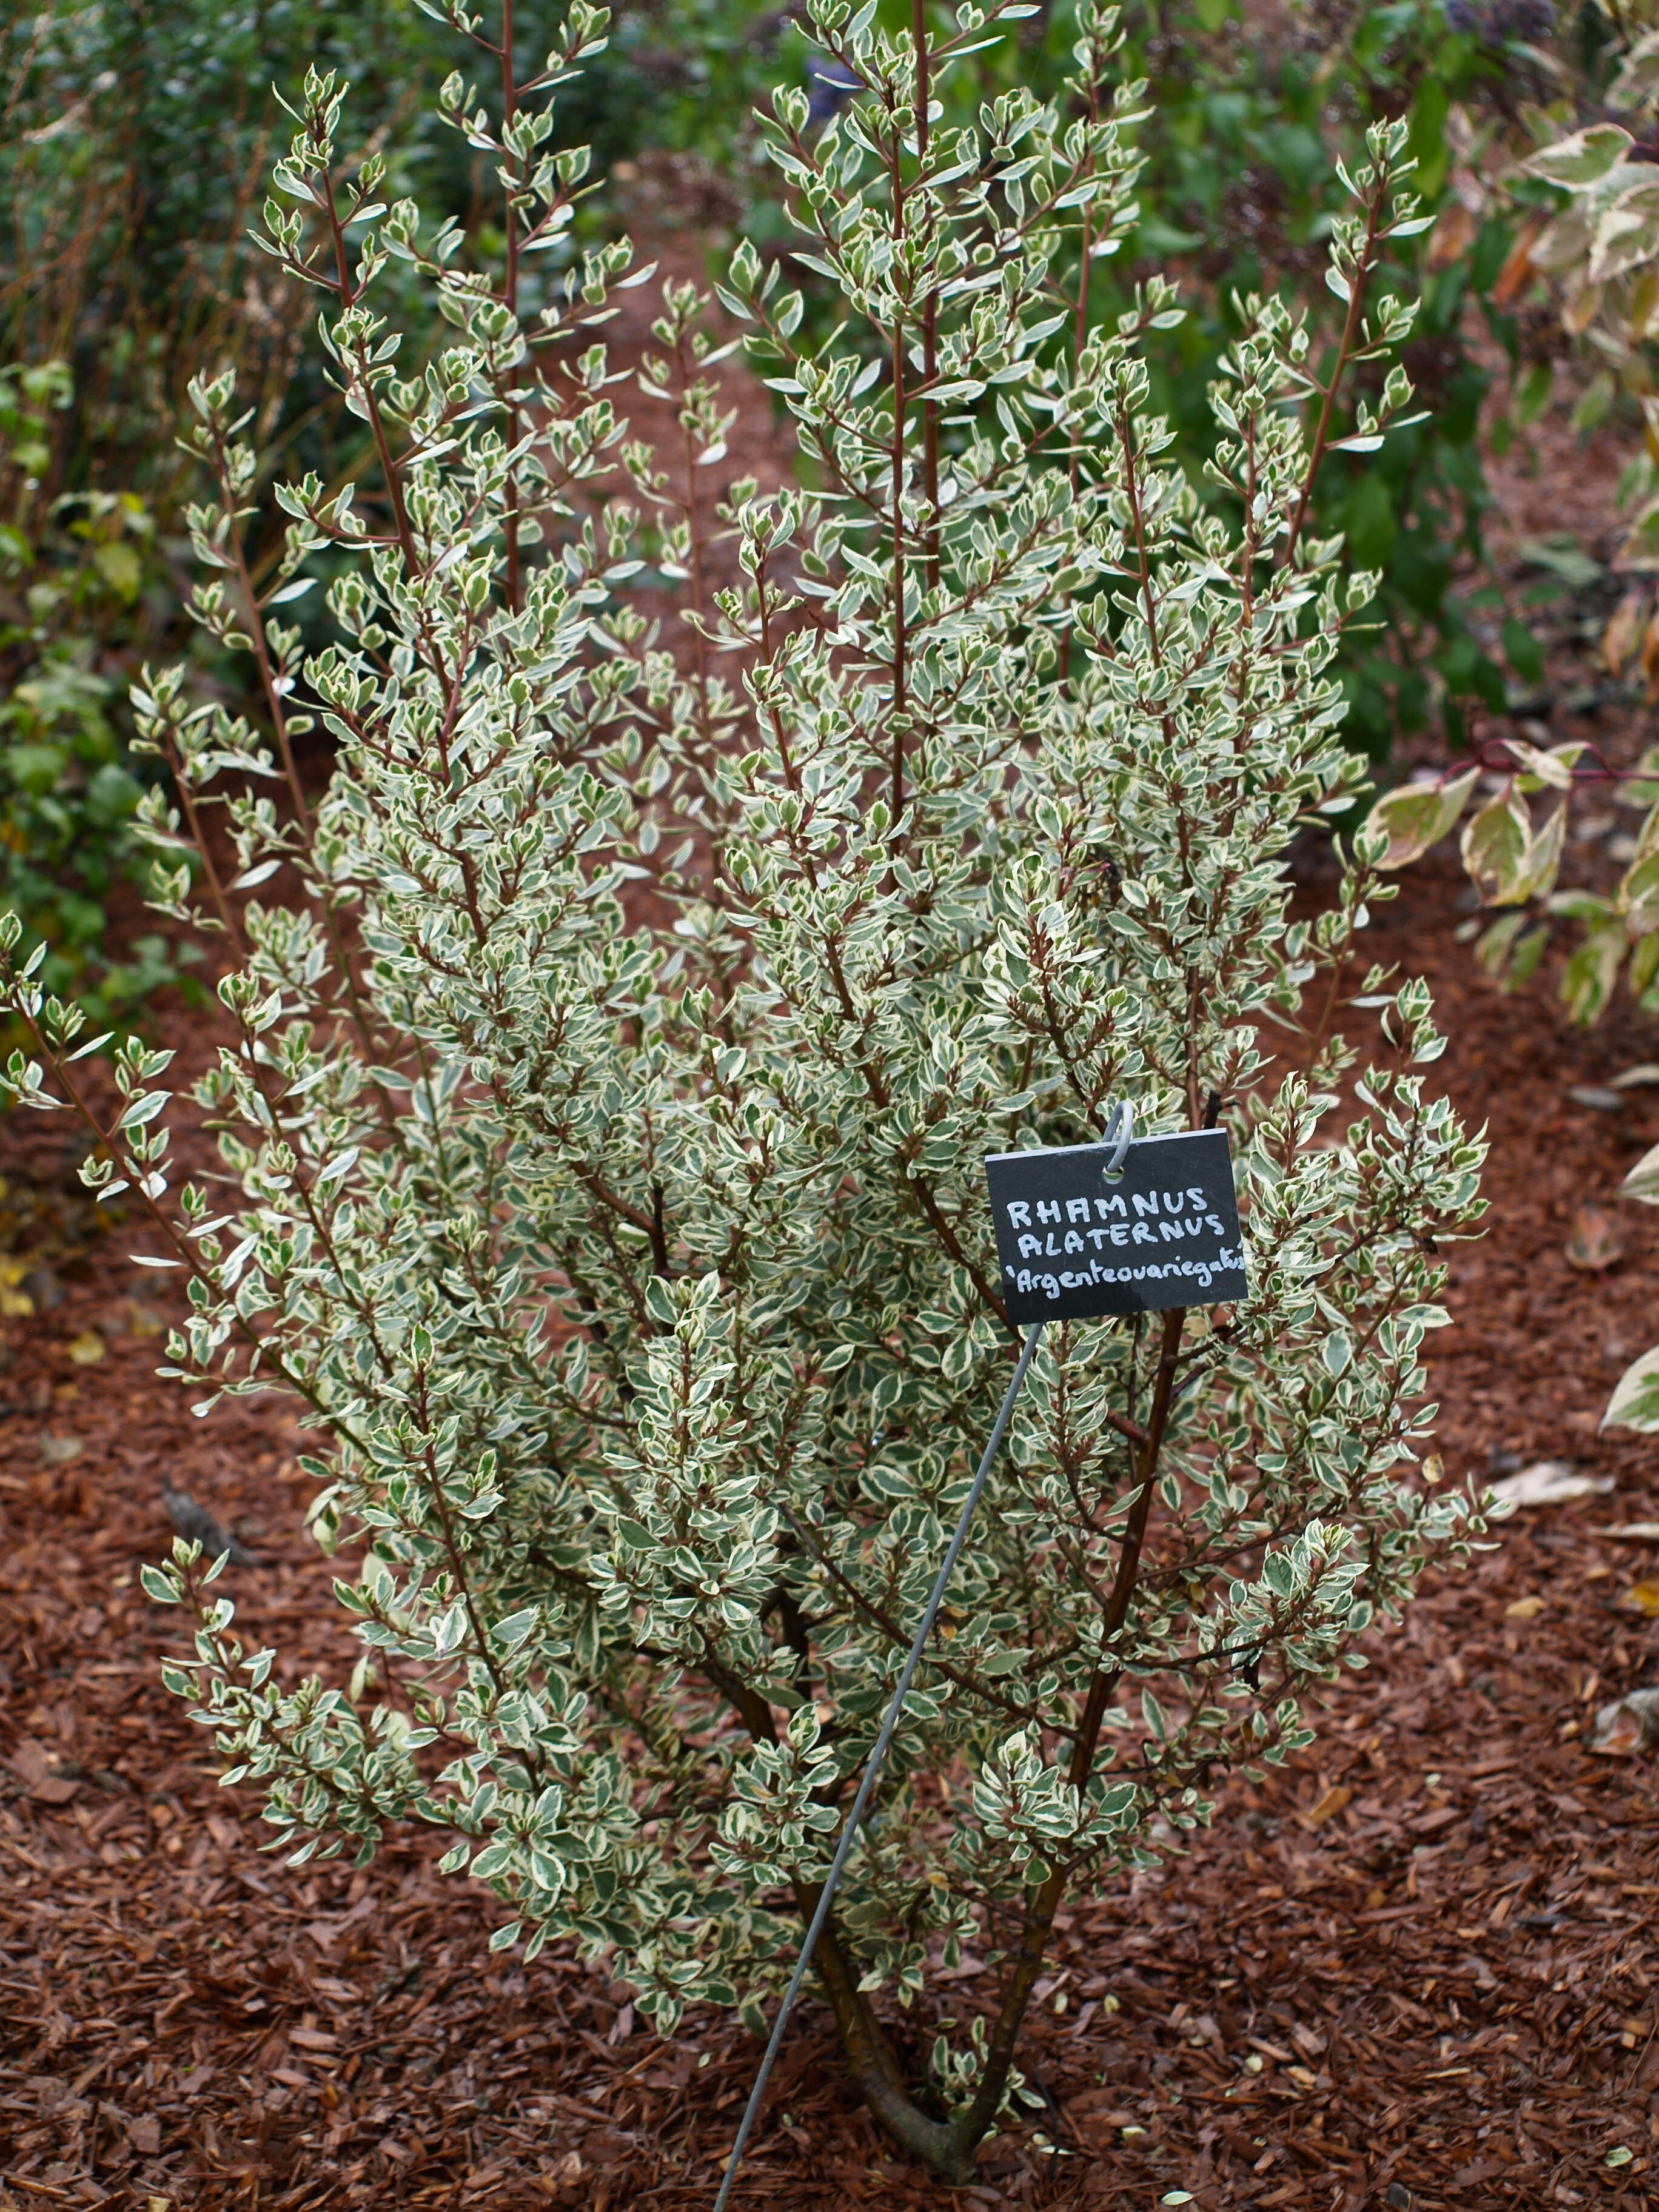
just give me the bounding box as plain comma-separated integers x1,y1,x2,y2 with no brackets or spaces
1460,788,1530,905
1298,1783,1353,1829
0,1287,33,1318
1493,213,1544,307
1367,766,1480,869
1607,588,1650,677
1618,1580,1659,1615
1421,1452,1444,1486
1506,1595,1546,1620
66,1330,106,1366
92,539,142,602
1564,278,1603,337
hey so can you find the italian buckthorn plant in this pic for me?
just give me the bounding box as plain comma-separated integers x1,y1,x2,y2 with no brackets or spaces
0,0,1486,2179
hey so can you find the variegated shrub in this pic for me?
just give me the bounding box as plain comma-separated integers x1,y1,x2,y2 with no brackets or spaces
0,0,1484,2177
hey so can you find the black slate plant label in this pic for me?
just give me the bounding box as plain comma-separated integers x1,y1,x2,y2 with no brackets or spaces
985,1128,1247,1323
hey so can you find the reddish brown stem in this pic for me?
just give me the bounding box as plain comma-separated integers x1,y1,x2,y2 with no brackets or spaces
914,0,940,592
890,309,908,830
948,1302,1187,2156
501,0,525,614
1278,166,1390,573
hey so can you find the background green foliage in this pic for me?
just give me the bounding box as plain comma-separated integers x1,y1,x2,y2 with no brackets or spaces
0,0,771,1020
1361,0,1659,1048
1067,0,1518,756
737,0,1535,759
2,0,772,514
0,359,192,1025
0,0,1628,1017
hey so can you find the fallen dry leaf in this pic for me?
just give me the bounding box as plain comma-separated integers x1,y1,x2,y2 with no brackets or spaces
1487,1461,1614,1507
1492,213,1545,307
1566,1202,1627,1272
1595,1708,1648,1756
1618,1580,1659,1616
1299,1784,1353,1829
7,1737,80,1805
66,1330,106,1366
1608,1521,1659,1540
1606,589,1652,679
1426,199,1476,272
37,1431,84,1467
1611,1065,1659,1090
1589,1687,1659,1755
1504,1595,1546,1620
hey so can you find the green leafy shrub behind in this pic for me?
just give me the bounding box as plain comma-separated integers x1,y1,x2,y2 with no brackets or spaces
739,0,1546,757
1,0,773,1035
2,0,774,515
1084,0,1516,756
0,360,195,1028
1356,5,1659,1047
1358,1,1659,1446
4,0,1486,2176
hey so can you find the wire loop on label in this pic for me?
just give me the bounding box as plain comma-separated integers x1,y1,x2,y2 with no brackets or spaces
1101,1097,1134,1176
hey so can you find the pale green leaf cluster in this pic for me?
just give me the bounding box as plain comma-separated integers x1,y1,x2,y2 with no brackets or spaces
1361,730,1659,1028
1607,1132,1659,1432
1401,21,1659,1041
1521,32,1659,560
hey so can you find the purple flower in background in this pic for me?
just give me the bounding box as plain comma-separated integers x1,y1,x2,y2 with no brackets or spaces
1490,0,1556,39
1445,0,1555,42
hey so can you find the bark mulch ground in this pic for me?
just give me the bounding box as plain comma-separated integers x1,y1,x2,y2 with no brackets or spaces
4,853,1659,2212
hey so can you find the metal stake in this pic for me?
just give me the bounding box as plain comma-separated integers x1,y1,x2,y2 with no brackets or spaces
711,1319,1044,2211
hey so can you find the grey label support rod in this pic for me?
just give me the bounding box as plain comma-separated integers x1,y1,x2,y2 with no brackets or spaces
711,1319,1045,2211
